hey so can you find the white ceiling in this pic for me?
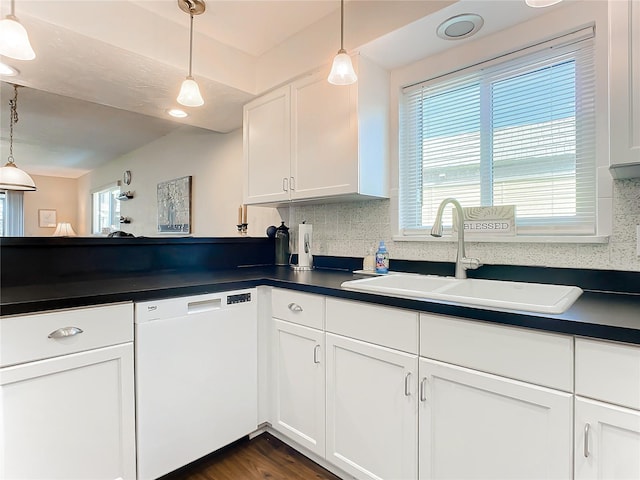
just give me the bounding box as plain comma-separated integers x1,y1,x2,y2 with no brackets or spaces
0,0,557,178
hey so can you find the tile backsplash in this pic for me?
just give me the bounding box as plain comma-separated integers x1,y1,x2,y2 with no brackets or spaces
287,178,640,272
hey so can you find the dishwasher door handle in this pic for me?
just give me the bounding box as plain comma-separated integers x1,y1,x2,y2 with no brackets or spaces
188,298,222,314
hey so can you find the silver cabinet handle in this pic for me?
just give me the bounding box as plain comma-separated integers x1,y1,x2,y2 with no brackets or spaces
290,176,295,191
288,303,303,312
420,377,428,402
48,326,83,339
282,177,289,192
313,344,320,364
584,423,590,457
404,372,412,396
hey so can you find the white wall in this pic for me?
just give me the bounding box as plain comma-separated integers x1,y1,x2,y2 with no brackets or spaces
77,126,281,237
283,0,640,272
23,175,79,237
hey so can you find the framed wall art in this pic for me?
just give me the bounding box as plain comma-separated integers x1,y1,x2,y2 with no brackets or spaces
38,209,57,228
157,176,191,234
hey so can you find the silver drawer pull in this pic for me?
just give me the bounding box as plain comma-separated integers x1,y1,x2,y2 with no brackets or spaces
313,344,321,364
288,303,303,312
584,423,590,458
48,326,84,339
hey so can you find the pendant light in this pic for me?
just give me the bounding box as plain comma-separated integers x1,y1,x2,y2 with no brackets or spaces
0,0,36,60
0,84,36,191
176,0,205,107
328,0,357,86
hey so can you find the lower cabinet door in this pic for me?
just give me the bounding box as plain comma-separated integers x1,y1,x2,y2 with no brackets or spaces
326,333,418,480
418,358,572,480
575,396,640,480
1,343,136,480
271,318,325,457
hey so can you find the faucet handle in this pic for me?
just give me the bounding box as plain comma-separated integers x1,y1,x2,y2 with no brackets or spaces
462,257,482,271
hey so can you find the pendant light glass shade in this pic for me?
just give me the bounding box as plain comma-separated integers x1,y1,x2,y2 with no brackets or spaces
525,0,562,7
0,162,36,191
177,76,204,107
0,14,35,60
327,0,356,86
328,50,357,85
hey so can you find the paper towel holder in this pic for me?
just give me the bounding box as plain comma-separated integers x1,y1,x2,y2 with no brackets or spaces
291,222,314,271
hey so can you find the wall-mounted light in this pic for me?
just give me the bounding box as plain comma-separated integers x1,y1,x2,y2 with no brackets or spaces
0,84,36,191
327,0,357,86
176,0,205,107
0,0,35,60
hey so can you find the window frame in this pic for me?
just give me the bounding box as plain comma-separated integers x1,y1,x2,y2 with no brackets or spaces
391,23,610,245
91,182,121,235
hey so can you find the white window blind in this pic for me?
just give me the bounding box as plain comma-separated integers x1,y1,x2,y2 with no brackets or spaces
399,28,596,236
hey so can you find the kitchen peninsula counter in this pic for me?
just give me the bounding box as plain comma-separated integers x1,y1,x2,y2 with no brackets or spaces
2,265,640,345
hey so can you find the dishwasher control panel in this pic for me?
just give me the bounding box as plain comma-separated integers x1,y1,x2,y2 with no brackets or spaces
227,292,252,305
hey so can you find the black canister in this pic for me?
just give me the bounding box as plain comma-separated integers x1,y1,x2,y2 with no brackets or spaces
274,221,290,265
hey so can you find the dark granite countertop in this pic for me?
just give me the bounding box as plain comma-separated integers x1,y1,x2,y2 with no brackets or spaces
2,266,639,345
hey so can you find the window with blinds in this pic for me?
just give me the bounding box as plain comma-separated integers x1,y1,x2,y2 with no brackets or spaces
399,29,596,237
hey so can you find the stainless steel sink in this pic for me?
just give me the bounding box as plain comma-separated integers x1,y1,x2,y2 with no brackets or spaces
341,273,583,314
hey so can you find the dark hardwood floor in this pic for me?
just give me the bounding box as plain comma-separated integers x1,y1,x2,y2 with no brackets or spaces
161,433,343,480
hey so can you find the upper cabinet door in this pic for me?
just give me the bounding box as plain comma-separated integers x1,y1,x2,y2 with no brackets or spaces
290,72,359,200
243,86,292,204
609,0,640,178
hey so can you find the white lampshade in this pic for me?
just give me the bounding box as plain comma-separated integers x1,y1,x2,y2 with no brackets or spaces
0,15,36,60
525,0,562,7
327,51,357,86
177,77,204,107
53,222,76,237
0,161,36,191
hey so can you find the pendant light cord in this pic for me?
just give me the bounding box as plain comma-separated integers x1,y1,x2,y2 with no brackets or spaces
188,11,194,77
340,0,345,52
8,85,18,163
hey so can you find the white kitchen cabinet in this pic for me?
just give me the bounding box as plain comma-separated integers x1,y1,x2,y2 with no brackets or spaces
243,85,291,204
0,304,136,480
243,54,389,205
326,333,418,480
271,318,326,457
575,396,640,480
609,0,640,178
270,289,326,457
574,337,640,480
418,358,573,480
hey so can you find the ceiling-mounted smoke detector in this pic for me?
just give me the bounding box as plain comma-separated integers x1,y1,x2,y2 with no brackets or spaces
437,14,484,40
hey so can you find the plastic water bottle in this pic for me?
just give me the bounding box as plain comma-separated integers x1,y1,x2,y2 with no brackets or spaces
375,241,389,274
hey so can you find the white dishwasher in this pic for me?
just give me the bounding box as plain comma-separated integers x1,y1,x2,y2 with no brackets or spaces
135,289,257,480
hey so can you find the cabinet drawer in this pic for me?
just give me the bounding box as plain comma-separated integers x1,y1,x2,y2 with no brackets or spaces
326,299,418,354
271,289,324,329
575,338,640,410
1,303,133,367
420,314,573,391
